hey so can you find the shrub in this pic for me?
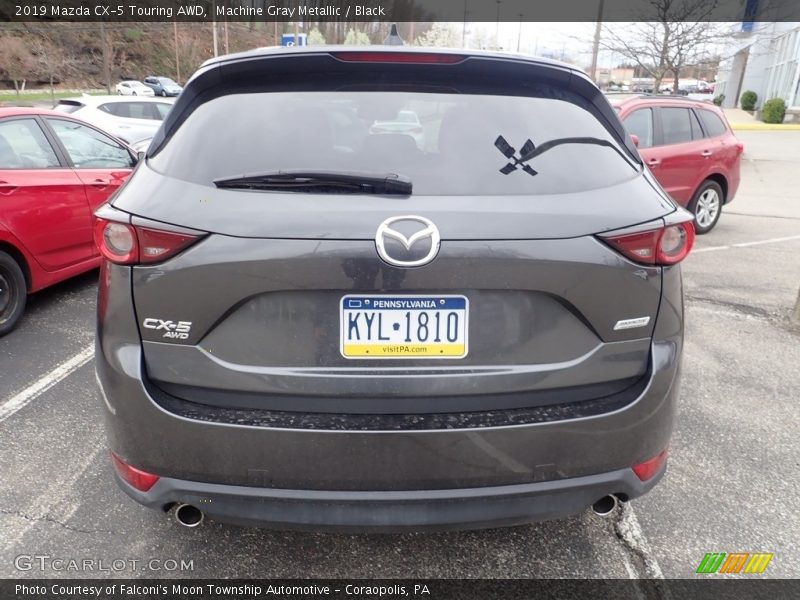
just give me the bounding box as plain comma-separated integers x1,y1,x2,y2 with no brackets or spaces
762,98,786,124
343,29,370,45
740,90,757,111
307,28,326,45
713,94,725,106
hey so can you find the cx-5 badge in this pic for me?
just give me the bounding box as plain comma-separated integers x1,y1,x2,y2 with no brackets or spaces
375,215,441,268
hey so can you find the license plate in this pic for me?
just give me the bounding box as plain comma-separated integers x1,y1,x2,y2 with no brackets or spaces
340,295,469,359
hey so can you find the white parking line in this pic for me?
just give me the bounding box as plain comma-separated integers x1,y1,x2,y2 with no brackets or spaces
694,234,800,253
0,345,94,423
2,440,105,551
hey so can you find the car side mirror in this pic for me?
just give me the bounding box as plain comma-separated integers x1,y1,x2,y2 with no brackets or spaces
630,134,640,148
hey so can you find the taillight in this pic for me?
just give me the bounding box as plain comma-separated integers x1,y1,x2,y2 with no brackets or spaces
111,452,160,492
94,218,201,265
632,449,669,481
602,222,694,266
331,51,466,64
97,220,137,264
137,227,200,263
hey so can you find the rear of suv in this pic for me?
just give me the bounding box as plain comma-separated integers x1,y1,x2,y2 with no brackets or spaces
614,95,744,233
95,47,693,531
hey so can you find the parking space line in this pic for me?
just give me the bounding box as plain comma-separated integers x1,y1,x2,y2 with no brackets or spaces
0,345,94,423
2,440,105,551
693,234,800,253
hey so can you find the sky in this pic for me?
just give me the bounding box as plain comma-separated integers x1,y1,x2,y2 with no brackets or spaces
455,22,621,67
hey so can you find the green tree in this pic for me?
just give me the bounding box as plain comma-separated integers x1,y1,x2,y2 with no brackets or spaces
414,23,461,48
343,29,370,45
307,28,326,46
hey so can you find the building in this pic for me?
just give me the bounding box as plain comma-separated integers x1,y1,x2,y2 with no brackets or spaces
716,21,800,112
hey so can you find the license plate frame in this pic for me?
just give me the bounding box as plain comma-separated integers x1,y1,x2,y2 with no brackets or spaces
339,295,469,360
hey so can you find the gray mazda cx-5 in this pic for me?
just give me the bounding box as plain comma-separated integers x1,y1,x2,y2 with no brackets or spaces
95,46,694,531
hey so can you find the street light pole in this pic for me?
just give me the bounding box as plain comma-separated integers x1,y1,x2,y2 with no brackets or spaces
211,1,219,57
589,0,605,83
495,0,501,50
100,20,111,94
517,14,523,52
173,21,181,82
462,0,468,48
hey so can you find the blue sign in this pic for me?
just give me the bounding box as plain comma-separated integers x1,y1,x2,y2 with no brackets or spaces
741,0,759,32
281,33,307,46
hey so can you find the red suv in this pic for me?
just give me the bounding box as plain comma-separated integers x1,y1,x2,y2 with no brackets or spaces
612,96,743,234
0,108,135,335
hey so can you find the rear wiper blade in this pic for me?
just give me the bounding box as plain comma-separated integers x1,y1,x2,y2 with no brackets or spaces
214,170,412,195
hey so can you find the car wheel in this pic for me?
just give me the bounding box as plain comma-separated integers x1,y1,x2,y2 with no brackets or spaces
132,91,137,96
117,90,122,95
0,251,27,336
161,90,167,96
688,180,724,234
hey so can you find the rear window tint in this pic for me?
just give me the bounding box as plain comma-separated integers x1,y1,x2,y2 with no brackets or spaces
690,110,704,140
697,109,728,137
54,101,83,114
99,102,164,120
623,108,653,148
660,108,693,145
151,91,639,196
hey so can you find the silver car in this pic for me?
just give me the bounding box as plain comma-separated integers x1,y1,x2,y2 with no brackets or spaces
95,47,694,531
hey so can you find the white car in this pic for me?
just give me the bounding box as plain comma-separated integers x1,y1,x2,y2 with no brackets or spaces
369,110,426,149
54,95,174,144
115,81,155,97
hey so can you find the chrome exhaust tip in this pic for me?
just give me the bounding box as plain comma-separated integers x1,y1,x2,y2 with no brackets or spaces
174,503,204,528
592,495,618,517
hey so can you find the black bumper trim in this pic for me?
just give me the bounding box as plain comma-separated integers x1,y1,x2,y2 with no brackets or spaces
115,466,664,532
147,370,649,431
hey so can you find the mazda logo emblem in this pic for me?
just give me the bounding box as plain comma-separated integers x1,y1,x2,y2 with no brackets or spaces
375,215,441,267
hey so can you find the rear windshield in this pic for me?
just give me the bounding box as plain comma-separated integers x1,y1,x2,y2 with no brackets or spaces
150,91,639,196
54,101,83,114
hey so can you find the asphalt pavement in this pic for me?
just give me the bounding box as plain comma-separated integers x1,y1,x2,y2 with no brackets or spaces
1,130,798,580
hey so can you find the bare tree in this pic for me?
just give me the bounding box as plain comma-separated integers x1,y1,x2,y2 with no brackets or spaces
28,27,79,106
0,35,35,94
601,0,727,93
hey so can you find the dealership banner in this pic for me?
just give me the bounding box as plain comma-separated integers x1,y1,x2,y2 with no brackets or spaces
4,580,800,600
1,0,800,22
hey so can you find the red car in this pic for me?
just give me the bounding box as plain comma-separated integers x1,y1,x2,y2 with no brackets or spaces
612,96,744,234
0,108,135,335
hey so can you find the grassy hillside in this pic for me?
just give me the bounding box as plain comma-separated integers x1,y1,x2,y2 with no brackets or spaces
0,21,419,92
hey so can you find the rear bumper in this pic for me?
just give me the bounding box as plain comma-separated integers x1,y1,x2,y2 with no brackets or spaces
96,262,683,530
116,466,663,532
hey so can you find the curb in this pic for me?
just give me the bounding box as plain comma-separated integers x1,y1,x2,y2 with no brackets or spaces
730,123,800,131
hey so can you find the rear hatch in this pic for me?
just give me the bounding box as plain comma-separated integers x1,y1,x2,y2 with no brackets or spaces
114,49,676,414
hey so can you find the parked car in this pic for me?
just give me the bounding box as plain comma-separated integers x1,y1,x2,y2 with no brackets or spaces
0,108,136,335
96,47,694,531
115,81,155,97
614,95,743,233
143,76,183,97
54,95,174,145
369,109,425,149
